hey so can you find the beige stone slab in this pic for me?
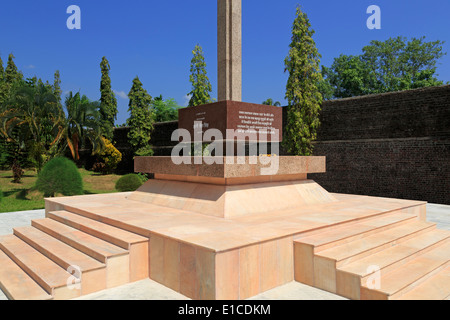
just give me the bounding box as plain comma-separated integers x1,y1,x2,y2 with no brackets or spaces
196,248,216,300
180,243,198,299
317,221,435,264
239,244,260,299
398,267,450,300
338,229,449,277
215,250,239,300
13,226,105,273
31,219,128,263
260,240,278,293
0,234,78,296
362,242,450,299
0,249,52,300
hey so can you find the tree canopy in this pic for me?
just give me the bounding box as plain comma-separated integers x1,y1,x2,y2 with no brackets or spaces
126,76,154,156
322,36,447,99
284,6,323,156
188,44,213,107
99,56,118,140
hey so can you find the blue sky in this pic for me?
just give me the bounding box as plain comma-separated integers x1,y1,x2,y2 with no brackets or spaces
1,0,449,125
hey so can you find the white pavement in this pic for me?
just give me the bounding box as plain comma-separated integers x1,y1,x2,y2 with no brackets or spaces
0,203,448,300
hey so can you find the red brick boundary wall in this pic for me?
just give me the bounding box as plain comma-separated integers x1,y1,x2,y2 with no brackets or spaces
308,85,450,205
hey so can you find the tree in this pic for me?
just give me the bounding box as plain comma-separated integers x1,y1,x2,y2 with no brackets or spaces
126,76,154,156
55,91,104,161
5,54,22,84
283,6,323,156
53,70,62,109
0,56,6,108
99,57,118,140
188,45,213,107
0,80,61,172
0,56,4,82
152,95,182,122
324,36,446,98
262,98,281,106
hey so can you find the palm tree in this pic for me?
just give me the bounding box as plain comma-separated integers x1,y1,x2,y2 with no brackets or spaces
262,98,282,107
0,81,62,172
56,92,104,161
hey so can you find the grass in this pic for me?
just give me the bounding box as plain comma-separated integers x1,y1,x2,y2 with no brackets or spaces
0,168,123,213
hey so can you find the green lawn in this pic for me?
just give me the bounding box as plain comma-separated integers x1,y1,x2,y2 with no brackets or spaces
0,169,123,213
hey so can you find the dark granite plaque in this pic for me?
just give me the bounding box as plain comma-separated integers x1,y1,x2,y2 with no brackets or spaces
178,101,283,142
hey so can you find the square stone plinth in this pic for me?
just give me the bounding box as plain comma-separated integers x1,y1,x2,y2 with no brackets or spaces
134,156,326,183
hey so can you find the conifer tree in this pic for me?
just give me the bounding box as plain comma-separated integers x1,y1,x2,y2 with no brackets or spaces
99,57,118,140
53,70,62,108
0,56,4,82
188,45,213,107
284,6,323,156
5,53,22,84
126,76,154,156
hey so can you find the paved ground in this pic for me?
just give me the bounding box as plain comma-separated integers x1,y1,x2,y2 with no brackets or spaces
0,203,448,300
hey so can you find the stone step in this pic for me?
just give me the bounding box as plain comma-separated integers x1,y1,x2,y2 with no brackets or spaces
336,230,450,299
0,249,52,300
13,226,107,295
309,221,437,294
48,210,149,282
32,218,130,289
316,220,436,268
360,241,450,300
392,266,450,300
48,211,148,249
296,212,417,253
0,234,80,300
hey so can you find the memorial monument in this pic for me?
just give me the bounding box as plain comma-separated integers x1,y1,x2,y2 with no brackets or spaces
0,0,448,301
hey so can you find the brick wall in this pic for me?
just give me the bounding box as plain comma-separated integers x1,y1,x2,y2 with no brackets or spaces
309,85,450,205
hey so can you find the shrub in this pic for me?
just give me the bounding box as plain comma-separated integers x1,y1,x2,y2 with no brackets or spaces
92,162,106,174
115,174,143,192
12,160,24,183
96,138,122,174
135,146,154,157
36,157,83,197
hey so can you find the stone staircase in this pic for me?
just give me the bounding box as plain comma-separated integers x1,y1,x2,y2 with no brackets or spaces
294,211,450,300
0,210,149,300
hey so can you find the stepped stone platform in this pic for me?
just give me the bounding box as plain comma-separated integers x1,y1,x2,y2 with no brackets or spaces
0,156,448,300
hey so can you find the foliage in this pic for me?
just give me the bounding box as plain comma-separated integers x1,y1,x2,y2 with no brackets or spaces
189,143,211,157
188,45,213,107
53,70,62,108
126,76,154,155
262,98,281,106
152,95,181,122
136,172,149,183
0,187,2,203
283,6,323,156
0,80,62,172
95,137,122,174
115,174,143,192
11,159,24,183
35,157,83,197
135,146,154,157
323,36,446,98
5,54,23,84
99,57,118,140
55,91,104,160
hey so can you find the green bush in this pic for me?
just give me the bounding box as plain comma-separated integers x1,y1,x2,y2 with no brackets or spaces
96,138,122,174
36,157,83,197
115,174,143,192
